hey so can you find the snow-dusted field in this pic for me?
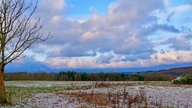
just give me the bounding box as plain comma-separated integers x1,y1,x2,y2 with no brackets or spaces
5,81,95,87
3,81,192,108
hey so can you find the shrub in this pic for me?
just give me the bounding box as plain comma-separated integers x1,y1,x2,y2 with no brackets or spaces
172,74,192,84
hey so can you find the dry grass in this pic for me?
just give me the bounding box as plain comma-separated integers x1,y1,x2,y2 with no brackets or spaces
60,87,165,108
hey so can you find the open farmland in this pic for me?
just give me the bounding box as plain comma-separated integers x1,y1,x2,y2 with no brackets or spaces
1,81,192,108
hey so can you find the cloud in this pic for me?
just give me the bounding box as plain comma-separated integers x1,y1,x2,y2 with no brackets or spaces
81,28,104,41
166,12,175,22
45,57,97,69
171,4,192,14
6,56,51,72
167,33,192,51
43,50,192,70
151,51,192,65
37,0,165,67
78,0,166,55
12,0,192,72
38,0,65,15
107,0,164,25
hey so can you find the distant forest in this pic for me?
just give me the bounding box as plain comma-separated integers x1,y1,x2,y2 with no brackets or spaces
5,71,145,81
3,71,175,81
5,66,192,81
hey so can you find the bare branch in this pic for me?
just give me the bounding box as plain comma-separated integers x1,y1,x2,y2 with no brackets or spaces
0,0,49,66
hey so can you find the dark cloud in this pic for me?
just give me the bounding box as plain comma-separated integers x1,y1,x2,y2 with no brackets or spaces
171,33,192,51
145,24,180,35
166,12,175,22
123,50,153,61
6,57,51,72
158,25,180,33
96,54,114,64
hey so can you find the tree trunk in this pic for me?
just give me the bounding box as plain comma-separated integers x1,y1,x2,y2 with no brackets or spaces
0,70,6,104
0,30,6,104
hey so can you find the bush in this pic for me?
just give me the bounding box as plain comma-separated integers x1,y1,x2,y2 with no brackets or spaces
172,74,192,84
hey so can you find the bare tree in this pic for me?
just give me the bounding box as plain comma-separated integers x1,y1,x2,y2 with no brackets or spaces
0,0,49,104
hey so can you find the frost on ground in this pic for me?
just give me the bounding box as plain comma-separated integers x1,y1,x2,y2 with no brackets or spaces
146,86,192,107
5,81,94,87
23,86,192,108
23,93,85,108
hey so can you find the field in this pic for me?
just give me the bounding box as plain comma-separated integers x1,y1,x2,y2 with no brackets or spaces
1,81,192,108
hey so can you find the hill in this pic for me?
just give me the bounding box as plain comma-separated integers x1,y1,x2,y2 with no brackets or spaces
140,66,192,81
142,66,192,76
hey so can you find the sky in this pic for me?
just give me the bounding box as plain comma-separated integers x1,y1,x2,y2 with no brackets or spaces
5,0,192,72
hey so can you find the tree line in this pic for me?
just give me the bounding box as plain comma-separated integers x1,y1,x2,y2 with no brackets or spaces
5,71,145,81
56,71,145,81
5,71,174,81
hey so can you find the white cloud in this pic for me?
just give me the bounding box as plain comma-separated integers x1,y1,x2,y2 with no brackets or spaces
39,0,65,11
45,57,97,69
151,51,192,65
81,28,102,41
171,4,192,13
37,0,65,25
164,0,169,7
51,16,62,24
